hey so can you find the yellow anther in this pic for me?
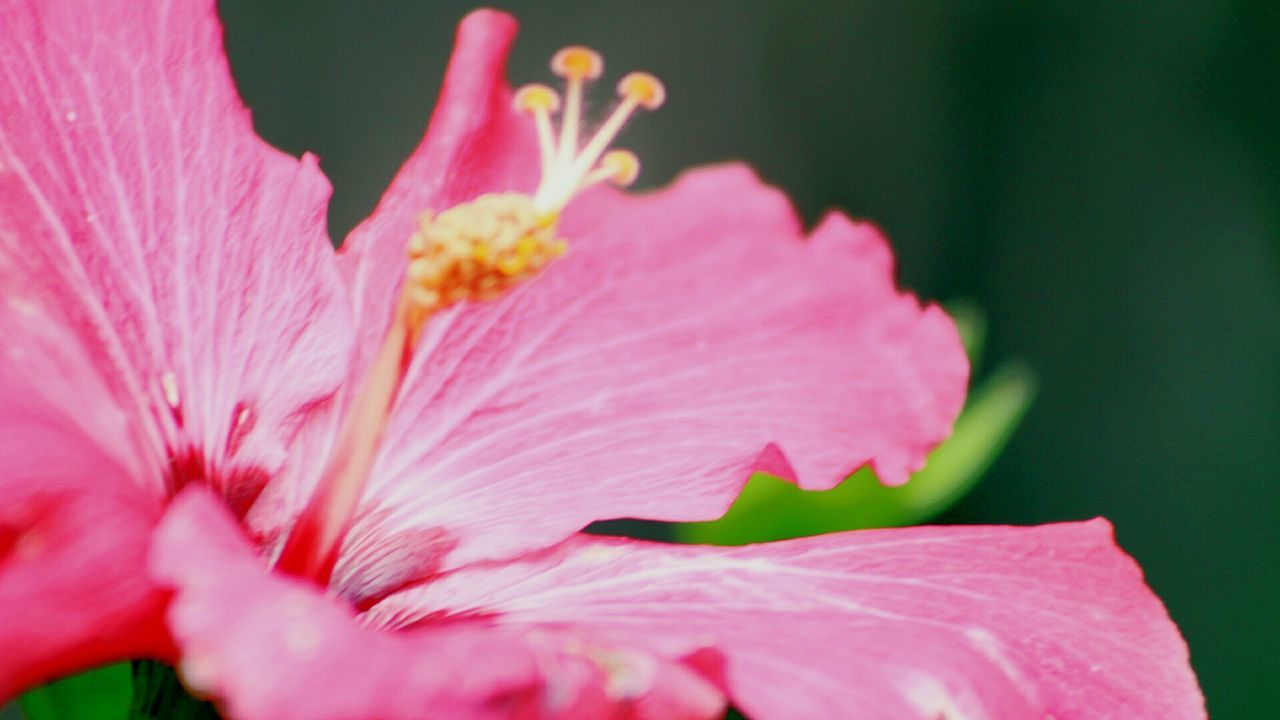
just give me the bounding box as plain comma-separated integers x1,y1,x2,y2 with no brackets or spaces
617,72,665,110
514,84,561,114
498,257,526,276
601,150,640,187
551,46,604,80
403,193,566,322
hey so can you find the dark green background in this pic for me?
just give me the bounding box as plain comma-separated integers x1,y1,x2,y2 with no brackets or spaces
211,1,1277,717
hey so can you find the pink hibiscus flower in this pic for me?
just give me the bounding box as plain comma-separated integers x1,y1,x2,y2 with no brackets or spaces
0,2,1204,718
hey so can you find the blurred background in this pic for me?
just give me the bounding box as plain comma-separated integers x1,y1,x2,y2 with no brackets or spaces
22,1,1272,717
211,1,1277,716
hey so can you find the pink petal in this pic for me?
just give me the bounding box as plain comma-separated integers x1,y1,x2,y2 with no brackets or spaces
370,525,1205,719
0,370,169,698
339,164,966,580
0,0,353,527
519,632,727,717
0,247,173,695
510,633,726,720
151,488,543,720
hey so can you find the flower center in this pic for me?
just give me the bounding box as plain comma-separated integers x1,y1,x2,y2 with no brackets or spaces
275,47,663,587
400,193,566,332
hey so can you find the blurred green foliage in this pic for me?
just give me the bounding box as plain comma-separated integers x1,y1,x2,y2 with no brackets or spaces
18,666,129,720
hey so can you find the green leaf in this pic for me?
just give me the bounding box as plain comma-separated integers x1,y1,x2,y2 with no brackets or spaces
676,361,1037,545
19,664,132,720
945,298,989,372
